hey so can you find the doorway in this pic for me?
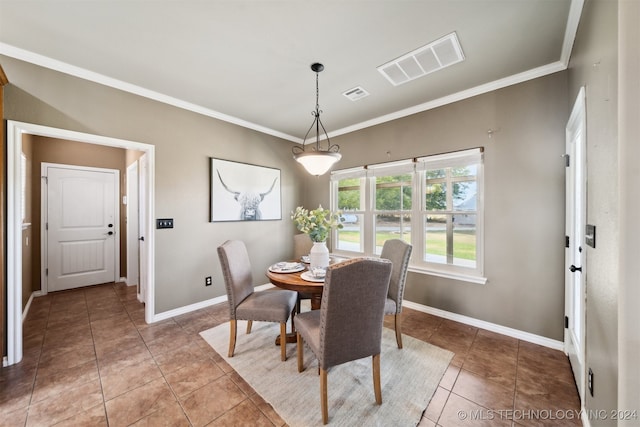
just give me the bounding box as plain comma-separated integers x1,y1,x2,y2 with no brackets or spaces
6,120,156,366
564,87,587,404
42,163,119,292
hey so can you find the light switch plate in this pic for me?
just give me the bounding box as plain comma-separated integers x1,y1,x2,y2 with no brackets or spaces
156,218,174,229
585,224,596,248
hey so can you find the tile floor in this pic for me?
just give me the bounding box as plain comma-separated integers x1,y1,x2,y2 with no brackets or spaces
1,282,580,426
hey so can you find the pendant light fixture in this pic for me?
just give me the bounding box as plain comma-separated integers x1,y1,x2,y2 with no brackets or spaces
292,62,341,176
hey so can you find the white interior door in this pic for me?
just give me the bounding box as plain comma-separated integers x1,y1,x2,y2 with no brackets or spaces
564,87,587,402
44,164,119,292
126,161,140,288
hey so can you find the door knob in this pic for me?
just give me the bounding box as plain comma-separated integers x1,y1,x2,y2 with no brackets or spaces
139,236,145,241
108,231,114,236
108,223,113,228
570,265,582,273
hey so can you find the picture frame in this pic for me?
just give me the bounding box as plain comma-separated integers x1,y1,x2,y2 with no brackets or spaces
210,158,281,222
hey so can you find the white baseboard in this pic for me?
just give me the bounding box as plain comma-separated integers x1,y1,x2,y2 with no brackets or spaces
22,290,44,322
403,300,564,351
150,283,275,323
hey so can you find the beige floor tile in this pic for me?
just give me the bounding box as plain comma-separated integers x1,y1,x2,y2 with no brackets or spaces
25,378,103,427
179,376,247,427
100,356,163,401
105,377,177,427
164,358,225,397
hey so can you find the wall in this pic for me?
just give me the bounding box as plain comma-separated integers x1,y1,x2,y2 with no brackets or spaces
1,55,305,314
567,0,619,422
306,72,569,340
27,135,131,290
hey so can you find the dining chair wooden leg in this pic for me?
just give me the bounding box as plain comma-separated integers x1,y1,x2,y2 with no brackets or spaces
280,322,287,361
373,353,382,404
297,332,304,372
246,320,253,334
228,319,237,357
291,308,297,334
394,314,403,349
320,368,329,424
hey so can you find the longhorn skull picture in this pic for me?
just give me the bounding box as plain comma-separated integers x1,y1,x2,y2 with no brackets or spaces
210,159,281,222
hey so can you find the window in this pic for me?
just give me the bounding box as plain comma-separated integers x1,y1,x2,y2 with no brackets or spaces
331,148,485,283
333,168,366,253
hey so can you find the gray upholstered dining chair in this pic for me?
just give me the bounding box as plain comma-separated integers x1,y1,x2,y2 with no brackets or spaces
380,239,412,349
293,233,314,313
294,258,392,425
293,233,314,260
217,239,298,361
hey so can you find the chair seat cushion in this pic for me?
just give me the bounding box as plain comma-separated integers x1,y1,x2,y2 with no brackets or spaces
236,290,297,323
384,297,397,315
294,309,322,356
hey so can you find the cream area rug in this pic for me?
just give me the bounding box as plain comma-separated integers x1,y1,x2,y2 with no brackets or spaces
200,320,453,426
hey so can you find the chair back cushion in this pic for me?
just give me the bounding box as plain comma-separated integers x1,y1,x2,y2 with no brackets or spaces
380,239,412,313
217,240,254,317
319,258,392,368
293,233,314,259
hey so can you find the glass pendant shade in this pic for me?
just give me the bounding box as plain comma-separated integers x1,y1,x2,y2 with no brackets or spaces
294,151,342,176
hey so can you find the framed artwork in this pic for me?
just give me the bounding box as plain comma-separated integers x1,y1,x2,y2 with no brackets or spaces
210,158,281,222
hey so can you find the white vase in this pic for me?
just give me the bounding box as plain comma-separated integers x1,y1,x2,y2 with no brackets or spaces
309,241,330,270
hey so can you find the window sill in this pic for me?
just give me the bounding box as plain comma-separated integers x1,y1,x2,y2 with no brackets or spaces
408,265,487,285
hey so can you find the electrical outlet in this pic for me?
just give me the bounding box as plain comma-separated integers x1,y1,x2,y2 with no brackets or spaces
588,368,594,396
205,276,212,286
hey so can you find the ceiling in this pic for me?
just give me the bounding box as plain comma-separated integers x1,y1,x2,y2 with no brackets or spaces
0,0,581,143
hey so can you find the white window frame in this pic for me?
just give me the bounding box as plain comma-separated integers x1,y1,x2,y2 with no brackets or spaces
331,148,486,284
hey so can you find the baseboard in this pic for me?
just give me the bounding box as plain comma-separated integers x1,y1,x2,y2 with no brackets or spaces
402,300,564,351
22,290,44,322
151,283,275,323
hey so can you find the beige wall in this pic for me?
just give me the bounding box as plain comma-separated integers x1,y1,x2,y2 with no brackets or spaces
306,71,569,340
1,55,307,314
567,0,620,422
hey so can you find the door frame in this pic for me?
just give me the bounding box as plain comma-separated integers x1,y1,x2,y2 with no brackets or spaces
41,163,120,294
564,86,587,404
126,160,140,291
6,120,156,366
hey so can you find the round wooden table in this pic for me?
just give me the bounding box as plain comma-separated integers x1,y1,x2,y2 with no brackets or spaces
265,268,324,310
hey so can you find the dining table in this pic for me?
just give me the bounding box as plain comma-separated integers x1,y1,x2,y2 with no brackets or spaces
266,267,325,310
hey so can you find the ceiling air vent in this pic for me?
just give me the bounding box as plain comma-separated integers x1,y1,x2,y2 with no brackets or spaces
342,86,370,101
377,32,465,86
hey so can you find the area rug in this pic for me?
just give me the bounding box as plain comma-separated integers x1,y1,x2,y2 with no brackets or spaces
200,320,453,426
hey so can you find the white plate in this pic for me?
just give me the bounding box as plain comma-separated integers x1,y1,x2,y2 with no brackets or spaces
268,263,305,273
300,271,325,282
300,255,310,264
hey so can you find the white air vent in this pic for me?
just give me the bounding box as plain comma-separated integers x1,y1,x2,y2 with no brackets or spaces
377,32,465,86
342,86,370,101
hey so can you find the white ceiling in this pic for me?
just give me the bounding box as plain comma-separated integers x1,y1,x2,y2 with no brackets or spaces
0,0,581,143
